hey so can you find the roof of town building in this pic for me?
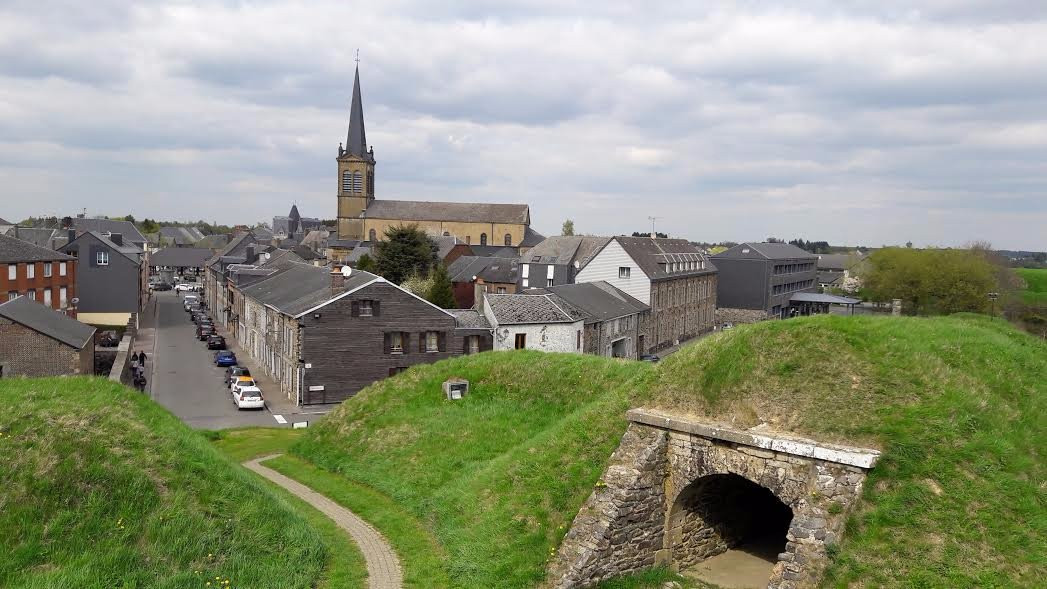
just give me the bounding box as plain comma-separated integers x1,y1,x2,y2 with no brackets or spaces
0,296,95,349
611,236,717,280
816,252,866,270
0,217,11,225
239,262,377,317
0,233,75,263
448,256,518,284
449,309,491,329
485,293,586,325
526,281,649,324
523,235,610,268
71,218,146,244
363,200,530,225
713,242,817,261
4,227,61,249
158,226,206,246
72,231,142,263
150,247,213,268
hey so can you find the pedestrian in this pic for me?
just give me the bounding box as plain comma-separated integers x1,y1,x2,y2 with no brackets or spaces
130,351,139,369
138,351,147,366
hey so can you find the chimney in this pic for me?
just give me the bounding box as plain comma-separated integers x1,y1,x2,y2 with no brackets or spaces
474,278,486,311
110,233,123,246
331,265,346,294
245,245,256,264
67,229,76,243
650,232,656,239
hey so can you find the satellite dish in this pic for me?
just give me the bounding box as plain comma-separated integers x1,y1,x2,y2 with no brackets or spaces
341,266,352,278
574,261,580,269
71,297,80,305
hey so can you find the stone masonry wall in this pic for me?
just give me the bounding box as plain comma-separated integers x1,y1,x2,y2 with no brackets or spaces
0,318,82,377
548,413,876,589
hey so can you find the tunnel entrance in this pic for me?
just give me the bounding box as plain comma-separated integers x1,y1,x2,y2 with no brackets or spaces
667,473,792,587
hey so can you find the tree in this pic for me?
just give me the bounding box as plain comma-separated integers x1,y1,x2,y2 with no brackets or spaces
427,263,456,308
373,224,438,284
355,253,376,273
561,219,575,236
862,247,1000,315
400,272,434,298
123,214,136,224
631,231,667,238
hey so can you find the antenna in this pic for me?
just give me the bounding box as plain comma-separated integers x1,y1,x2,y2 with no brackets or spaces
648,216,661,237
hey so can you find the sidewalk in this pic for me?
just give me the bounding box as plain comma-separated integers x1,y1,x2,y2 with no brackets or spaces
211,321,300,418
133,294,159,394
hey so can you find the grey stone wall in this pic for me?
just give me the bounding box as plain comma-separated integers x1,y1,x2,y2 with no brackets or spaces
548,415,876,589
715,307,768,326
0,318,82,377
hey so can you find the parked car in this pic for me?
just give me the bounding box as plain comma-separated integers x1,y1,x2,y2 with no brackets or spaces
192,312,209,324
232,386,264,410
97,331,120,347
639,354,660,363
153,282,173,291
225,365,251,385
231,376,258,393
175,283,201,292
197,325,215,340
214,350,237,367
206,335,226,350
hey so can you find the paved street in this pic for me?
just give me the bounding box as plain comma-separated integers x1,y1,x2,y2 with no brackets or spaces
148,291,326,429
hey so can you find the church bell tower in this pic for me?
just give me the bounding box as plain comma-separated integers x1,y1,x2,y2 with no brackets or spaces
336,65,375,241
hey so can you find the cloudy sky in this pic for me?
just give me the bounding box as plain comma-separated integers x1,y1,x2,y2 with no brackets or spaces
1,1,1045,250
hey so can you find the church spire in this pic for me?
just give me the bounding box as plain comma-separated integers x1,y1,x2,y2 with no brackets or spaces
345,65,369,158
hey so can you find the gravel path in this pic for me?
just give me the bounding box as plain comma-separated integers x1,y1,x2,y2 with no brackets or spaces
244,454,404,589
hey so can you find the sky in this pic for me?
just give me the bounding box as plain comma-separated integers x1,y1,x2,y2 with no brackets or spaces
1,1,1045,250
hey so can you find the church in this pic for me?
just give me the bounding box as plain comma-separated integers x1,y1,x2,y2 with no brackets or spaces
330,66,539,261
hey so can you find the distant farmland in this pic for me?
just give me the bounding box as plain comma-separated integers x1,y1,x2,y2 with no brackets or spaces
1016,268,1047,304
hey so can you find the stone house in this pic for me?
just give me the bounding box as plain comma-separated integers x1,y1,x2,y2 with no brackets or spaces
203,232,260,328
575,236,718,353
0,295,95,377
60,231,146,326
480,292,586,353
525,281,650,359
0,233,78,315
712,242,818,319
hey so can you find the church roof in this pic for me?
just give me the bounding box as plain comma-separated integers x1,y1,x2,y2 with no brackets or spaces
345,66,369,159
363,200,530,225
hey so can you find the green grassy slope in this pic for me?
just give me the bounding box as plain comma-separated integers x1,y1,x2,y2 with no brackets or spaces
295,315,1046,588
1016,267,1047,304
0,378,328,589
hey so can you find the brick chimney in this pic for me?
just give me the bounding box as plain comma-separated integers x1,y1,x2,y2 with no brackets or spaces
110,233,123,246
473,278,486,311
331,265,346,295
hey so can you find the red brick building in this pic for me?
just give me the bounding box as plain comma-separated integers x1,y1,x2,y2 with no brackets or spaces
0,233,78,316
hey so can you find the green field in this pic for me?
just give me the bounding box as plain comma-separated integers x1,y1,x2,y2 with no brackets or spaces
0,378,331,589
293,314,1046,588
1016,267,1047,304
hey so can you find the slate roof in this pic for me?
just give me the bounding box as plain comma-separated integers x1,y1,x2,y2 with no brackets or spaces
150,247,213,268
485,293,586,325
0,233,75,263
817,252,865,270
292,245,323,261
60,231,142,264
0,296,95,348
207,232,257,269
790,292,860,304
521,226,546,248
434,235,471,260
448,256,518,284
363,200,530,225
611,237,717,281
526,281,649,324
0,217,11,225
158,226,206,246
195,234,230,250
818,271,845,285
239,263,379,317
4,227,61,249
345,66,371,160
450,309,491,329
524,235,610,268
71,218,146,245
713,242,817,261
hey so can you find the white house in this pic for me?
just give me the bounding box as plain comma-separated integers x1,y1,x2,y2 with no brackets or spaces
480,292,585,352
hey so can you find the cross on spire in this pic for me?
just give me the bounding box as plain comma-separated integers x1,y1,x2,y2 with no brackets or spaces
354,48,360,66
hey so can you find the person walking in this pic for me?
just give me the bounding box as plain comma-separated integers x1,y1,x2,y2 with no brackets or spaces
130,351,140,370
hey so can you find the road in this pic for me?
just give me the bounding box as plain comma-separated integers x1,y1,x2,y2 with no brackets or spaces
149,291,321,429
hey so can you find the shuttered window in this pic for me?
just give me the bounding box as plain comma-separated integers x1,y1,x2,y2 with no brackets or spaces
342,171,352,192
353,171,362,193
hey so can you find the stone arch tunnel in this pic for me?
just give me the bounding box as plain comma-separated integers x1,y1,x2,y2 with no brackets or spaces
547,409,880,589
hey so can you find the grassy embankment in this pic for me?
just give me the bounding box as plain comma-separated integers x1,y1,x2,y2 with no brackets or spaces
291,314,1045,588
0,377,334,589
1016,267,1047,304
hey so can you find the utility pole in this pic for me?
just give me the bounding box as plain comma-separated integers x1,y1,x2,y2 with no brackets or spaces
988,292,998,319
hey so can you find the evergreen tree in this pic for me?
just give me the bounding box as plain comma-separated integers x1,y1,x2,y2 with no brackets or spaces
373,224,438,284
427,263,456,308
355,253,376,273
561,219,575,236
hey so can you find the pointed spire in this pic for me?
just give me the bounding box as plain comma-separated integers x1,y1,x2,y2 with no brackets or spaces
345,65,368,158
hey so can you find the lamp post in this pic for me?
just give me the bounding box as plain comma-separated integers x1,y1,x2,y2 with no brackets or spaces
987,292,998,319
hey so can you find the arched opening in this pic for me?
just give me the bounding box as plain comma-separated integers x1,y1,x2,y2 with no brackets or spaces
368,228,377,242
667,473,792,586
504,233,512,246
480,233,487,245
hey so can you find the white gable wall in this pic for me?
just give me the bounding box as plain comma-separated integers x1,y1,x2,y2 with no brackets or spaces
575,239,652,304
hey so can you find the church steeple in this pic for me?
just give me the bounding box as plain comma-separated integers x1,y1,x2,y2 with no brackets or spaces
344,66,370,159
336,63,376,241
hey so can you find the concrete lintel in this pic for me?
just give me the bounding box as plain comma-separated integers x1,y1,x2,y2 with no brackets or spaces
626,408,880,469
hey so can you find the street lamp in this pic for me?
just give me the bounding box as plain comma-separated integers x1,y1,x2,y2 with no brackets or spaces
987,292,998,319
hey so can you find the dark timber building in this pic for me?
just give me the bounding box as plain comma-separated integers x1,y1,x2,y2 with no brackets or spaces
711,242,818,319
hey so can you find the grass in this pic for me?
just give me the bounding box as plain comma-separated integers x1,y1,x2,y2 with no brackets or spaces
1016,267,1047,304
292,315,1046,588
0,377,328,589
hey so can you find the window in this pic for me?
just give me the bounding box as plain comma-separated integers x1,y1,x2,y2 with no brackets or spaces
342,170,352,192
6,265,14,280
514,333,527,349
352,171,363,193
369,229,377,242
521,278,528,287
425,331,439,352
389,331,403,353
618,266,631,279
44,263,52,278
521,264,529,278
443,231,450,236
467,335,480,354
480,233,487,246
577,330,582,350
7,291,17,301
27,290,35,300
531,256,541,263
43,289,52,306
60,286,67,307
547,278,554,287
504,233,512,246
96,251,109,266
359,300,373,316
496,286,507,294
26,264,35,279
465,235,471,245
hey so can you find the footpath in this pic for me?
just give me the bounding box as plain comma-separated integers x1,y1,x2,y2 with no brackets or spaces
244,455,403,589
